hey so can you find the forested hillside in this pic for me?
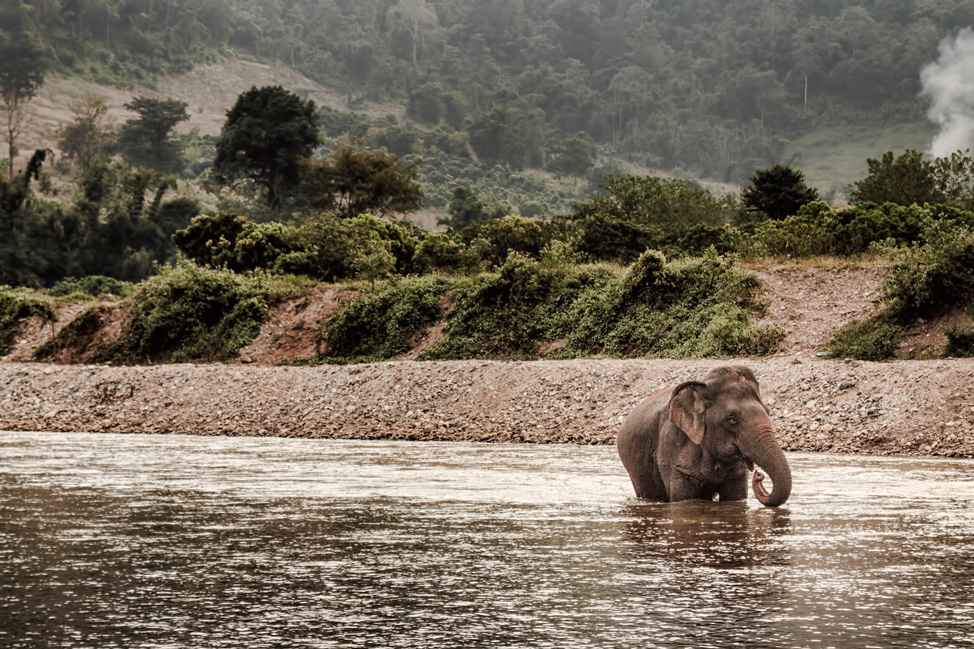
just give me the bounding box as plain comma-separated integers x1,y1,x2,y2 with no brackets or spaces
7,0,974,186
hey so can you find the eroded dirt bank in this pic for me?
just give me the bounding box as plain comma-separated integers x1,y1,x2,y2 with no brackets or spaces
2,358,973,458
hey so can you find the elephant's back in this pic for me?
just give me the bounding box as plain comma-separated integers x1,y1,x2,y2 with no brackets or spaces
617,387,672,452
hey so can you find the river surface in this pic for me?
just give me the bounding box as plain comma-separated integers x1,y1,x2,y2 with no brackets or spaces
2,432,974,648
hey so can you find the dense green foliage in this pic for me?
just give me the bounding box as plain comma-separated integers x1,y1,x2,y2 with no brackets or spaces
321,249,784,363
742,201,974,258
321,276,448,363
567,174,739,262
829,219,974,359
104,261,270,363
0,154,200,286
852,149,974,210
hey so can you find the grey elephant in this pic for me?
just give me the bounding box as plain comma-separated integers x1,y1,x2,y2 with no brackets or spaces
617,365,791,507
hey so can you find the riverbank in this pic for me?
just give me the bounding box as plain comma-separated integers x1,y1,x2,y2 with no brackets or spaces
2,357,973,457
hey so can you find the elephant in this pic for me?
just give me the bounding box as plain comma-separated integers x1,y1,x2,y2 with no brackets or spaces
616,365,792,507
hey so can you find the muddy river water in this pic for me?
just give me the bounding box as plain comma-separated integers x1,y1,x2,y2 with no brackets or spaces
2,431,974,648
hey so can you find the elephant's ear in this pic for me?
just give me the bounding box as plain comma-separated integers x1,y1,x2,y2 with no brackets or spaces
669,381,708,445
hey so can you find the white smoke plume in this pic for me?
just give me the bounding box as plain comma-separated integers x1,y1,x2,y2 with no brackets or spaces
921,28,974,157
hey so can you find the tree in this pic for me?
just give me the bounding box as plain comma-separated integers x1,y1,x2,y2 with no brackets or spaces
438,186,506,230
302,144,422,219
58,96,112,171
212,86,320,209
851,150,942,206
933,149,974,212
386,0,438,65
546,131,597,178
116,96,189,174
467,98,546,170
741,165,819,221
0,5,50,180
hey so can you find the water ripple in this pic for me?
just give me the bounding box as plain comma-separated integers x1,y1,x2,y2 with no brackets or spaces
2,432,974,648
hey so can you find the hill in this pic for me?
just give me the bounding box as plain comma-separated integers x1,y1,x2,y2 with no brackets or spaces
7,0,974,199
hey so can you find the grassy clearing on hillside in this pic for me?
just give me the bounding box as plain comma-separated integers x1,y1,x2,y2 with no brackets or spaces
785,123,938,200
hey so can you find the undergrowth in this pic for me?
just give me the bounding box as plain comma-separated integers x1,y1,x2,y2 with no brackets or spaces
320,276,449,363
316,249,783,363
0,287,56,356
104,262,271,364
828,220,974,360
33,305,107,361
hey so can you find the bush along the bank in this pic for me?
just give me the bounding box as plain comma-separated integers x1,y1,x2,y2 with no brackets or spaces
102,262,272,364
321,248,783,363
320,276,450,363
33,305,109,362
0,287,57,356
828,220,974,360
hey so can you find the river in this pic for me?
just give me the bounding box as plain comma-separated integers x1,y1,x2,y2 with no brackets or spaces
2,431,974,648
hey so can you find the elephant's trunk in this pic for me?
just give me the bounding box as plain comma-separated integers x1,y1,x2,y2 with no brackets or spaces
738,424,792,507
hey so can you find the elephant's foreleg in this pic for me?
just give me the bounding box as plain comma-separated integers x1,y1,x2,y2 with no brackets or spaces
717,478,748,502
667,472,706,502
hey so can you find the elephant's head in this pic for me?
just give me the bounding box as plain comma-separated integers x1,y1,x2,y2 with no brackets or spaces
669,366,791,507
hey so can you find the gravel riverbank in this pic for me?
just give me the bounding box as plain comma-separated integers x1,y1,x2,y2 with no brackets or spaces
3,358,974,457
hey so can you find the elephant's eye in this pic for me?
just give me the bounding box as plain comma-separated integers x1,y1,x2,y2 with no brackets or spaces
727,415,738,426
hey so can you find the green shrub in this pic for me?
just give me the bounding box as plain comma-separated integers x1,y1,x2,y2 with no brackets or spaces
413,232,469,274
34,305,106,361
461,215,548,268
563,252,780,358
946,326,974,357
881,221,974,321
0,287,56,356
105,262,269,363
290,212,422,281
420,249,780,360
47,276,135,298
321,276,448,362
828,318,903,361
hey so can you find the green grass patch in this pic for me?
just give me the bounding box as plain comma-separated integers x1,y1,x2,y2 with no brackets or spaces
785,122,937,199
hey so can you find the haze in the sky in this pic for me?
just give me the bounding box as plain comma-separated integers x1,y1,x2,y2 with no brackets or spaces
922,27,974,157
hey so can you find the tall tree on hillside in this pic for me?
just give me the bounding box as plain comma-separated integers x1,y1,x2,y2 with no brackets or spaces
212,85,320,209
387,0,438,64
116,96,190,174
0,3,50,180
742,165,819,221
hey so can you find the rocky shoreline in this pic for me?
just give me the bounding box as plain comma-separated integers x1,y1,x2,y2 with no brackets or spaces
2,357,974,458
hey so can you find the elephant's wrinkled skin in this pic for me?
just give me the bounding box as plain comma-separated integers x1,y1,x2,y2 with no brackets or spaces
617,366,792,507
